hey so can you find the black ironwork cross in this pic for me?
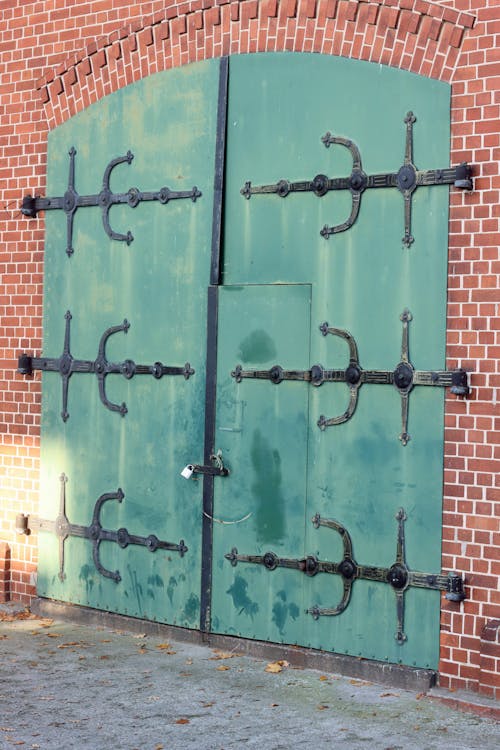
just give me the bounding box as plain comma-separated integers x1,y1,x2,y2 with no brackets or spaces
17,310,194,421
21,147,202,256
232,309,470,445
241,112,472,247
226,507,465,644
29,473,187,583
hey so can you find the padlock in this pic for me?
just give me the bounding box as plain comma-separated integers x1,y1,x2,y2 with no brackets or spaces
180,464,194,480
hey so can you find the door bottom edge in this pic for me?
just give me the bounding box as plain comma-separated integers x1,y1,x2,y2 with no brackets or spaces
31,596,436,692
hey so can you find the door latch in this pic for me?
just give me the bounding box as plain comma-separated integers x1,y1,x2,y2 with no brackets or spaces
181,451,230,479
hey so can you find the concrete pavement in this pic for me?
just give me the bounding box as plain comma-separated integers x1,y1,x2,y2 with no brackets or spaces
0,601,499,750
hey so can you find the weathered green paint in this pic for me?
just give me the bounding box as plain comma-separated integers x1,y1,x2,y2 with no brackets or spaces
38,60,221,626
39,52,450,669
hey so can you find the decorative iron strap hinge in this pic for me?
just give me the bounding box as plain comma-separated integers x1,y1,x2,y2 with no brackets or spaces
17,310,194,421
241,111,472,247
232,309,470,445
226,507,466,644
26,473,187,583
21,147,202,256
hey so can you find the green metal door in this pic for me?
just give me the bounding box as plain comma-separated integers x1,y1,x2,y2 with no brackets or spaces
211,53,453,668
36,60,222,626
33,52,460,668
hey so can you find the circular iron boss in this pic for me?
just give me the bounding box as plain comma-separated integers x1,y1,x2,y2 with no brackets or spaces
302,556,319,577
269,365,284,384
349,170,367,193
98,188,112,208
94,359,105,375
116,528,130,549
310,364,324,386
263,551,279,570
387,563,408,590
120,359,136,379
396,164,417,192
88,523,101,541
345,364,361,386
127,187,141,208
393,362,414,390
59,353,73,376
151,362,164,379
312,174,329,197
145,534,159,552
158,187,171,204
63,190,77,213
55,516,70,538
338,558,356,580
276,179,291,198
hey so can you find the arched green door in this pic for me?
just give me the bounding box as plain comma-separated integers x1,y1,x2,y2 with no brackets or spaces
34,53,459,668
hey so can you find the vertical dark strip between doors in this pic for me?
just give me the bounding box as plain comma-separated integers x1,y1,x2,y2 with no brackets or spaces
200,56,228,634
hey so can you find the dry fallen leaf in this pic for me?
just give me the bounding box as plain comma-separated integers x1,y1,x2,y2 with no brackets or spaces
38,619,54,628
265,660,289,673
216,665,230,671
156,643,171,650
317,704,329,711
175,718,190,725
380,692,399,698
210,649,240,660
57,642,81,649
155,745,164,750
46,633,61,638
319,675,329,681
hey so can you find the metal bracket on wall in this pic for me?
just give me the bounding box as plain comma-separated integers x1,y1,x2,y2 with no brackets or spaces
241,112,472,247
231,309,470,445
17,310,194,421
21,147,202,256
226,507,465,644
27,473,187,583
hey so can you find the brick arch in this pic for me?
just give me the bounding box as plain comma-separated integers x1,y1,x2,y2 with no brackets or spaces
37,0,475,130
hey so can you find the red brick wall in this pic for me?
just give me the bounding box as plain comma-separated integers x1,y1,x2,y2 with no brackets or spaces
0,0,498,696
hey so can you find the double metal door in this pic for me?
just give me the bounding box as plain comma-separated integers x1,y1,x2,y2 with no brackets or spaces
34,53,458,668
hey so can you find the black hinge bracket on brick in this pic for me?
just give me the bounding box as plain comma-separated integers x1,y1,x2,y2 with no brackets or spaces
17,310,194,421
241,111,473,247
21,147,202,256
27,473,187,583
226,507,466,644
232,309,470,445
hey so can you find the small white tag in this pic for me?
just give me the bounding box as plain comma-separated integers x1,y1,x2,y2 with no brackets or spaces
180,464,194,479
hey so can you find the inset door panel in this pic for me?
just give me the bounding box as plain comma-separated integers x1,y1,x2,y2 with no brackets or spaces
211,284,311,644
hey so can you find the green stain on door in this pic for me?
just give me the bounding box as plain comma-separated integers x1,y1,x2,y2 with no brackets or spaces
226,576,259,618
238,330,277,363
251,429,285,543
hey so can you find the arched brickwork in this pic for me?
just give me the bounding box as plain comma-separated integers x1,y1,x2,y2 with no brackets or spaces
37,0,475,129
4,0,500,702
